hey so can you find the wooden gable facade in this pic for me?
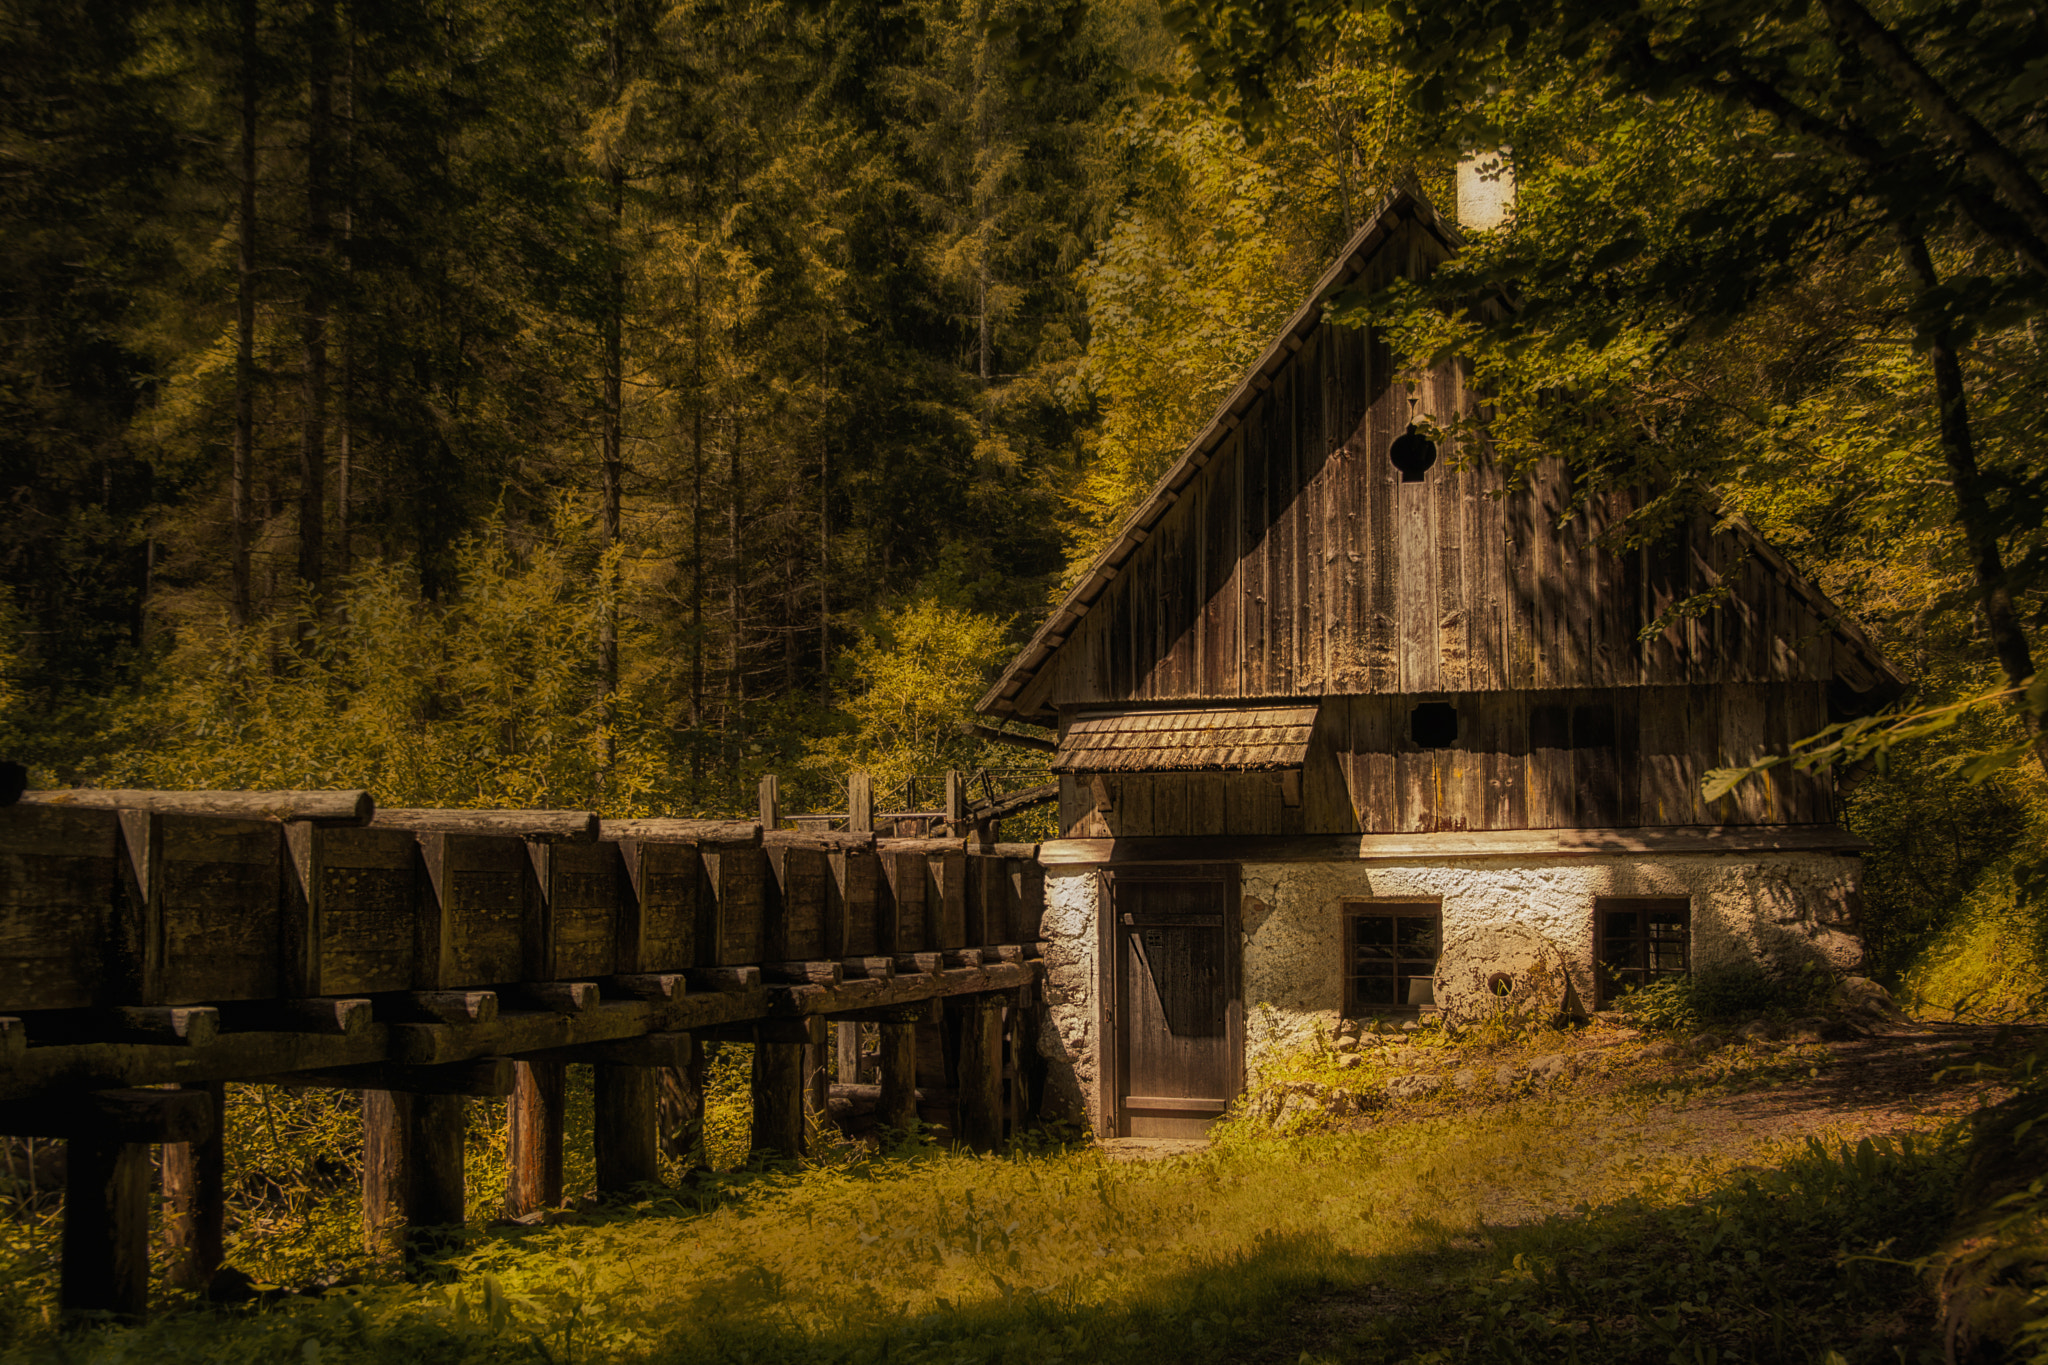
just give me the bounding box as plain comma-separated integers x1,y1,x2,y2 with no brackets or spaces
980,191,1902,843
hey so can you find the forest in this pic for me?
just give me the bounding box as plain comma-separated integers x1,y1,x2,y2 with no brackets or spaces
3,0,2048,1357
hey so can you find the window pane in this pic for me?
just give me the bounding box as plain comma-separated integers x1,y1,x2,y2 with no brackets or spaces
1354,917,1393,946
1356,976,1397,1004
1396,918,1437,954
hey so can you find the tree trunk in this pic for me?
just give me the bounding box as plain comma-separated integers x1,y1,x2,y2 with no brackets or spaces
232,0,258,627
689,265,706,801
1899,230,2047,771
598,13,625,792
298,0,335,627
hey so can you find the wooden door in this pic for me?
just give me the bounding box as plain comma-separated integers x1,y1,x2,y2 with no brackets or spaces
1111,868,1240,1137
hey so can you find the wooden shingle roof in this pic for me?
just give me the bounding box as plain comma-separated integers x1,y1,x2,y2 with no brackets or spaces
1053,705,1319,773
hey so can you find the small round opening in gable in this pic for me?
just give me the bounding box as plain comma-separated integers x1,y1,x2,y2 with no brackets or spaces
1389,424,1438,482
1411,701,1458,749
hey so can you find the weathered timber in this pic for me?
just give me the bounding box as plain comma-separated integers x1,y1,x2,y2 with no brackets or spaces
847,772,874,833
414,832,538,988
162,1081,225,1290
520,1031,697,1067
362,1089,467,1256
764,842,833,960
284,823,420,996
764,829,876,852
966,784,1060,823
702,841,767,965
0,963,1041,1101
373,808,597,842
958,994,1005,1151
0,803,121,1011
598,818,759,844
875,837,967,855
759,773,781,832
989,843,1039,859
394,991,497,1024
157,814,284,1003
0,1018,21,1059
605,973,684,1001
893,952,943,975
504,981,600,1013
23,787,373,824
506,1060,564,1217
763,960,842,985
535,842,623,979
0,1086,216,1142
1034,826,1871,864
27,1005,221,1048
751,1040,807,1158
943,949,985,969
259,1058,515,1096
216,996,373,1036
880,850,930,952
841,956,894,979
611,839,703,972
62,1133,150,1318
685,965,761,992
592,1064,657,1191
877,1015,919,1131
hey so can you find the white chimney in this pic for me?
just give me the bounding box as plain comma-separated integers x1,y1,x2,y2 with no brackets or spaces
1455,148,1515,232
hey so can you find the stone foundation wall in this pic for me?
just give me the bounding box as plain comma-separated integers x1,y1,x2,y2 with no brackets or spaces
1034,853,1862,1130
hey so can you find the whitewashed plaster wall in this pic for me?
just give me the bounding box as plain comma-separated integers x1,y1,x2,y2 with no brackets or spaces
1033,854,1862,1125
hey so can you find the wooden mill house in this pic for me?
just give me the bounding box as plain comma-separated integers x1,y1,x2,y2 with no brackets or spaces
976,186,1899,1138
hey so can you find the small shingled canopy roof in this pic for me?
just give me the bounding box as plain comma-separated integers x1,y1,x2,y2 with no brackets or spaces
1052,705,1319,773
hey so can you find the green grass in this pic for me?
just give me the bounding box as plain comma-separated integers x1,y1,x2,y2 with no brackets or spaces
1,1079,1971,1365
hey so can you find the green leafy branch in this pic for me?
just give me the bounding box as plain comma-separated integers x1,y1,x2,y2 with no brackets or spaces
1702,677,2047,803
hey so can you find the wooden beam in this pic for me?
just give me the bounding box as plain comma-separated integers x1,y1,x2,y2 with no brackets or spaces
763,829,876,852
758,773,780,833
162,1081,225,1291
62,1133,150,1319
506,1060,564,1217
847,771,873,833
396,991,498,1024
521,1031,698,1067
599,818,759,845
216,997,373,1036
877,1014,919,1131
593,1064,658,1192
24,788,373,824
0,1086,217,1142
376,808,597,842
944,770,965,831
752,1040,807,1158
260,1058,515,1097
29,1006,220,1048
1033,826,1875,865
958,994,1005,1152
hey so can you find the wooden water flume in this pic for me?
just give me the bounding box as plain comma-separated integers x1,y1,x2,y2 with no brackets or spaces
0,774,1055,1320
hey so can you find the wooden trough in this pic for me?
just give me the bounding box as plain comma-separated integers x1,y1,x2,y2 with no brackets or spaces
0,776,1053,1320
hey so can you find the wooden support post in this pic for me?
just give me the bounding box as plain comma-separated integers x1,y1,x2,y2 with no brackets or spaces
848,771,873,833
758,773,780,833
163,1080,225,1291
505,1060,565,1217
752,1037,808,1159
943,769,964,834
805,1038,829,1132
593,1064,657,1192
958,993,1004,1153
657,1033,705,1167
61,1134,150,1319
836,1019,861,1085
361,1089,467,1257
877,1013,919,1132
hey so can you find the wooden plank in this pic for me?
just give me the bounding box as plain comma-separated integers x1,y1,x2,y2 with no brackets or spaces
1035,825,1871,864
24,788,371,823
1432,357,1467,691
882,850,929,953
1349,694,1399,833
152,815,282,1003
599,818,758,844
1643,522,1690,684
877,1016,919,1131
1637,686,1694,826
970,852,1009,946
415,833,534,989
615,838,701,973
1572,694,1623,827
0,803,119,1011
1239,391,1269,693
374,809,596,842
287,824,416,997
703,841,766,966
837,849,881,956
1269,363,1299,694
1202,437,1240,696
1689,682,1724,824
765,843,831,962
1010,856,1045,942
540,841,623,980
1364,335,1400,691
1528,697,1574,829
934,850,967,949
1720,683,1773,823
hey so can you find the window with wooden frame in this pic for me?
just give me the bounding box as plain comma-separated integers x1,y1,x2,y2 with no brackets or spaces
1595,897,1691,1005
1343,900,1441,1015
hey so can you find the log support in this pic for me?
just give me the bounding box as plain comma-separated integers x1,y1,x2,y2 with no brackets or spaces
593,1063,657,1192
506,1060,565,1217
163,1080,226,1291
62,1134,150,1319
959,993,1004,1152
362,1089,467,1258
752,1038,808,1159
877,1012,920,1133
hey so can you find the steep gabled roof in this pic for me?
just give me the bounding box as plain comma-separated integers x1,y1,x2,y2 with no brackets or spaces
979,189,1461,719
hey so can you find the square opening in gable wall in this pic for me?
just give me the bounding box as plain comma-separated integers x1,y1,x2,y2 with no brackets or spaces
1411,702,1458,749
